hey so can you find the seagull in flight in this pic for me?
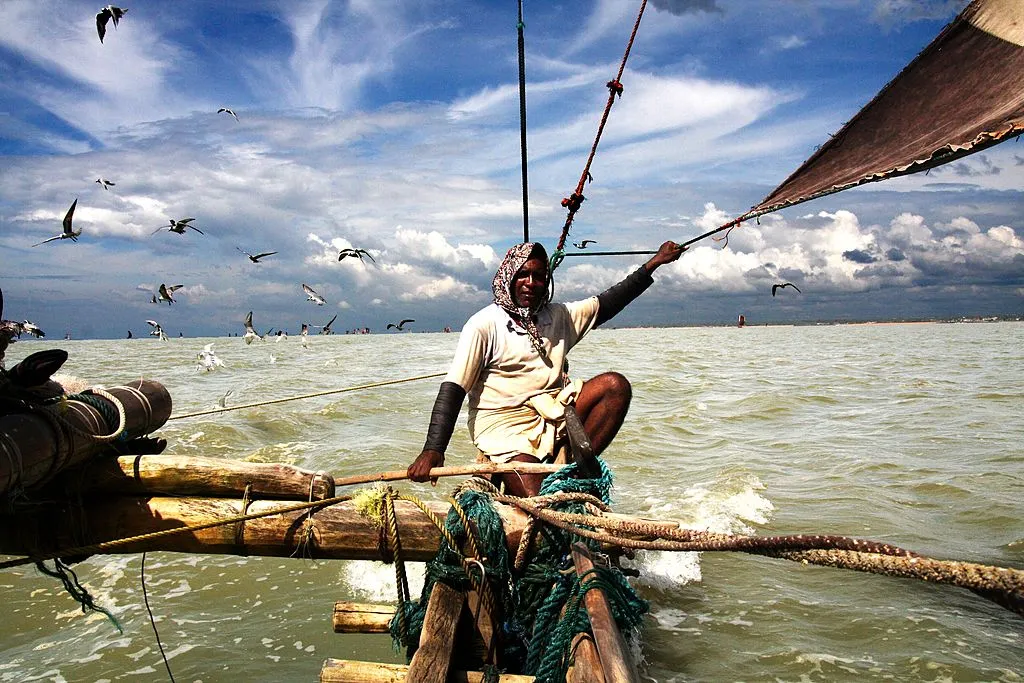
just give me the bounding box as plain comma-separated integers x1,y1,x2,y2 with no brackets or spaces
152,218,204,236
218,108,239,121
237,247,277,263
158,284,183,305
0,289,45,365
196,343,225,372
96,5,127,43
243,311,262,345
338,248,375,263
302,283,326,306
319,314,337,335
146,319,168,341
572,240,597,249
771,282,802,297
95,178,115,190
32,199,80,247
387,319,415,331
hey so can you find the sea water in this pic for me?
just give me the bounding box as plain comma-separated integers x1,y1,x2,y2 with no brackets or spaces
1,323,1021,682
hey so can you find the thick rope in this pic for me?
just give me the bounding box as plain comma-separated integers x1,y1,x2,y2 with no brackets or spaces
552,0,649,268
496,494,1024,618
66,389,128,442
167,371,445,421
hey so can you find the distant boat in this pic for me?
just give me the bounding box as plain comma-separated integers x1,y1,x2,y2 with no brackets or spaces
738,314,746,328
64,331,71,340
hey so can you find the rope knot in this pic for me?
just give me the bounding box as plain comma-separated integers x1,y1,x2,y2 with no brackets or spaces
560,193,585,213
606,79,624,97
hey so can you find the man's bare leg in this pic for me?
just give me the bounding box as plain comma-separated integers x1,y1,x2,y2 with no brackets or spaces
499,453,546,497
574,372,632,455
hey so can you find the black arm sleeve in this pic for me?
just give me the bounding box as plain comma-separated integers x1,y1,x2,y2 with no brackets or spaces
595,266,654,327
422,381,467,453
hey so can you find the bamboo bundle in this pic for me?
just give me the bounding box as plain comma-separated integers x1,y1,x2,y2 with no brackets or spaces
0,380,171,495
0,496,529,563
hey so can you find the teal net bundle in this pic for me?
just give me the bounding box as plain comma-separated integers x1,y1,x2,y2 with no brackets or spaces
390,461,649,682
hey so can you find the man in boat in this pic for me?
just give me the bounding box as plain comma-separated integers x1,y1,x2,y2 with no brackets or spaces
407,240,685,496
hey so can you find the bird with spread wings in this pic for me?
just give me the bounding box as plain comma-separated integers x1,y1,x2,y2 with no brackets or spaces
146,320,168,341
338,248,376,263
387,319,415,331
771,282,802,296
302,284,326,306
153,218,204,236
237,247,277,263
96,5,127,43
32,199,80,247
157,284,183,305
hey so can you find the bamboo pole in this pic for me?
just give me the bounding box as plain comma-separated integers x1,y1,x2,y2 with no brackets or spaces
571,543,641,683
333,462,563,488
0,496,530,563
320,660,534,682
0,380,171,494
332,602,394,633
75,454,335,500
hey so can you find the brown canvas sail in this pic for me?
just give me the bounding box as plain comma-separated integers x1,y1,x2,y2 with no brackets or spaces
747,0,1024,218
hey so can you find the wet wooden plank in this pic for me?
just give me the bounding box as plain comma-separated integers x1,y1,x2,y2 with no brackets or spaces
406,582,465,683
571,543,641,683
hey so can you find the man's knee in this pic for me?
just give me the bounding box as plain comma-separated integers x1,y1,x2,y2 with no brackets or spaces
600,371,632,402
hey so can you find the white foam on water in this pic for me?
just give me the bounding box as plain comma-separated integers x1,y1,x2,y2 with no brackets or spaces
339,560,427,603
17,668,67,683
632,473,774,592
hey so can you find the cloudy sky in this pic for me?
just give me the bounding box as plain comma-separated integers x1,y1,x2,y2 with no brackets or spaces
1,0,1021,338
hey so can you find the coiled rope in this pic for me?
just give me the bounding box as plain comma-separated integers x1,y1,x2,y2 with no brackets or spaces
166,371,445,421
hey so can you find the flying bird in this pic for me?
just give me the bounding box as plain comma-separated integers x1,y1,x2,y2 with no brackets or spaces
196,343,225,372
302,283,326,306
0,289,45,365
95,178,115,190
146,319,168,341
319,314,337,335
338,248,376,263
771,282,802,297
217,108,239,121
96,5,127,43
237,247,277,263
157,284,183,305
152,218,204,235
243,311,262,345
572,240,597,249
387,319,415,331
32,198,80,247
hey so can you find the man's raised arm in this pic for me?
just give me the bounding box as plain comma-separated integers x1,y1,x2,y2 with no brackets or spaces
596,240,685,326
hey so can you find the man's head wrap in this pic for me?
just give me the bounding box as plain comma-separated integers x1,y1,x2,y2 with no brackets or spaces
492,242,551,354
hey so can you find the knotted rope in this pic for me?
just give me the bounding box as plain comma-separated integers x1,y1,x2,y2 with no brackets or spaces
552,0,650,272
